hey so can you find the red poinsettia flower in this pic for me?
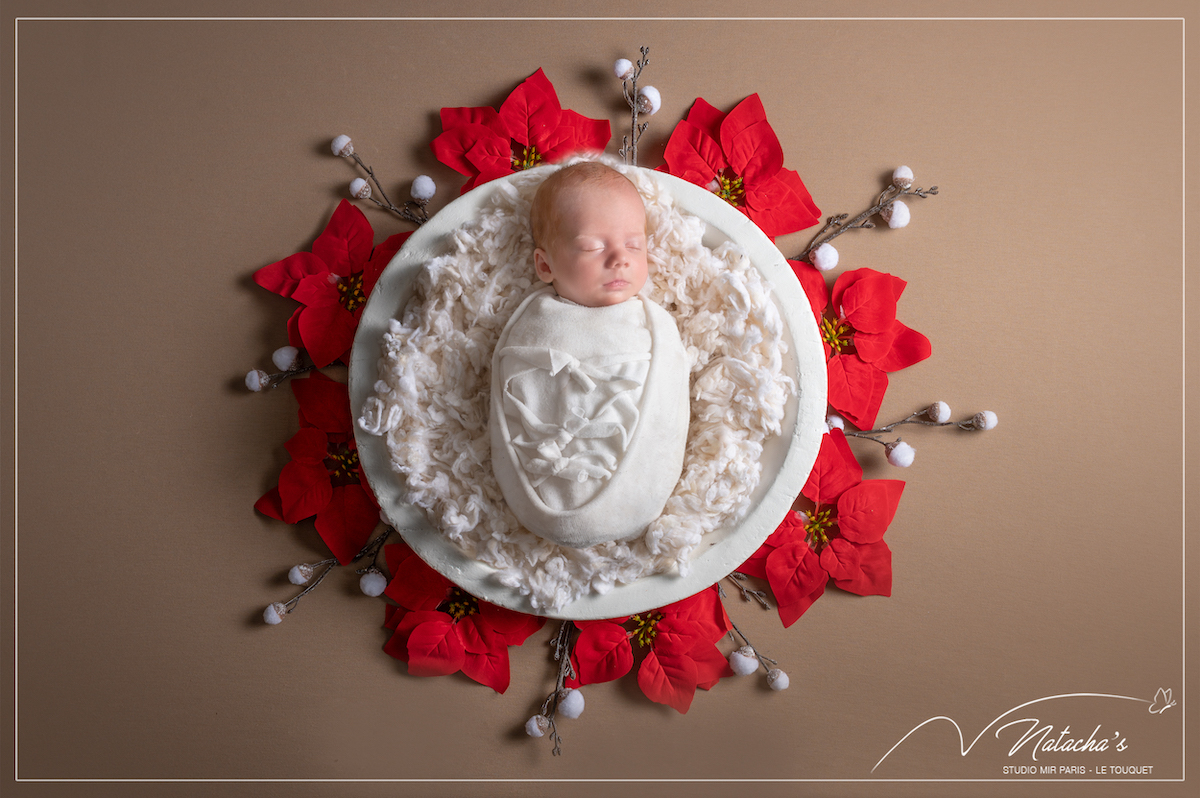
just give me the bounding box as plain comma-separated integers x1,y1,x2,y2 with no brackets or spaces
661,94,821,239
254,200,410,367
254,371,380,564
431,68,611,194
791,262,932,429
381,541,544,693
740,429,904,628
565,587,732,713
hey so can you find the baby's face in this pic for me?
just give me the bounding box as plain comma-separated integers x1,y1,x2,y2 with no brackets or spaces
534,179,648,307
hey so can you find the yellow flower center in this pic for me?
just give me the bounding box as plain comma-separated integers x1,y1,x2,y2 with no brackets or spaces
804,505,835,553
716,170,746,207
327,444,360,486
511,143,542,171
337,273,366,312
629,611,663,648
441,588,480,620
820,317,853,355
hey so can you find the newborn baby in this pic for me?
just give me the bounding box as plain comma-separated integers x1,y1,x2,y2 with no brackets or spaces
489,162,690,548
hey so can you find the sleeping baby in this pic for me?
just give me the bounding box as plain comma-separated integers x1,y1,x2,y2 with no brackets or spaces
489,162,691,548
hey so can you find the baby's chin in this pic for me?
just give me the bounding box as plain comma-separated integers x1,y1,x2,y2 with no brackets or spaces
556,284,642,307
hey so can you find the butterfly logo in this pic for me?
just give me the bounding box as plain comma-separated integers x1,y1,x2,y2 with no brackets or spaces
1148,687,1176,715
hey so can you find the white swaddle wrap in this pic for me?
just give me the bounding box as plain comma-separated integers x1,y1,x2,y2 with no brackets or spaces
490,288,690,548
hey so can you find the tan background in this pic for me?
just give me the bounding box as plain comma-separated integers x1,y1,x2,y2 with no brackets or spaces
3,1,1195,796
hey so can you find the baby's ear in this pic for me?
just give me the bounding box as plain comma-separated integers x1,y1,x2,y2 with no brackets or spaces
533,249,555,284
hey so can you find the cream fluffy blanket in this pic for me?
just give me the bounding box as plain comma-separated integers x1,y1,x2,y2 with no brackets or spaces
358,160,792,612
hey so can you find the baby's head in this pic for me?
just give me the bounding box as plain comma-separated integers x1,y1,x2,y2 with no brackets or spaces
530,162,648,307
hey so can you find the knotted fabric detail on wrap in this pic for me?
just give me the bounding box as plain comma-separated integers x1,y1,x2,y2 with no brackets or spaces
490,289,690,548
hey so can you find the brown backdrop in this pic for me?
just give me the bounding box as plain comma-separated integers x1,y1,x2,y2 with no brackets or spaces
3,2,1196,797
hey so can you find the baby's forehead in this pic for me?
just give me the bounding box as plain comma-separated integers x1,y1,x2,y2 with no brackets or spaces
558,182,646,226
530,166,647,248
561,175,641,202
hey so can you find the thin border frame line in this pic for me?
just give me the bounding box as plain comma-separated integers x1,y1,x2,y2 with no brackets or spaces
7,12,1190,782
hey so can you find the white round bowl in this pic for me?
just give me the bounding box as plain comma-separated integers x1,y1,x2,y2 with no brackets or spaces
350,166,826,619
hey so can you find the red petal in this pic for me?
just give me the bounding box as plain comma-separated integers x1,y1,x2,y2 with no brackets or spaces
431,123,507,178
789,259,829,323
467,163,516,192
764,509,807,550
384,552,453,611
725,119,783,184
384,540,415,574
405,615,467,677
654,615,709,657
684,97,727,142
291,372,352,434
637,650,700,714
464,134,518,176
253,252,329,299
662,119,728,185
440,105,502,132
690,643,735,690
801,428,863,505
383,609,442,663
253,486,284,520
743,168,822,238
838,274,900,334
456,613,502,655
363,232,411,297
478,601,544,645
286,307,303,349
819,537,863,582
765,540,823,606
718,94,768,146
766,541,829,628
572,622,634,685
870,321,932,372
834,540,892,596
290,273,339,309
311,200,373,276
827,355,888,430
498,68,561,148
314,484,380,564
383,603,407,631
737,542,772,580
852,322,898,365
765,167,820,229
277,460,332,523
721,96,782,183
458,173,485,193
560,108,612,149
659,587,729,644
777,589,825,628
462,648,511,693
283,427,327,462
537,109,611,162
831,269,905,323
837,480,905,544
296,303,358,368
741,508,808,578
